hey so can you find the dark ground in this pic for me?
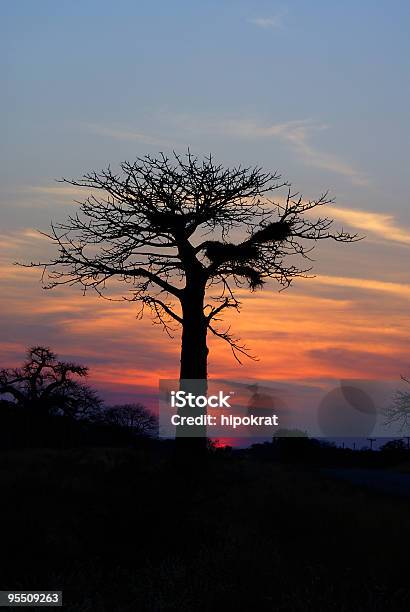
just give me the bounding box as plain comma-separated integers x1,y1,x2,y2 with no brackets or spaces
324,467,410,497
1,445,410,611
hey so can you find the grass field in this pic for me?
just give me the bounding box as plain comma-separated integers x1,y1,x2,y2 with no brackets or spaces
1,446,410,611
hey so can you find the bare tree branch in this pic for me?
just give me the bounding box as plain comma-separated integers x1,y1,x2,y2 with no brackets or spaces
25,150,360,368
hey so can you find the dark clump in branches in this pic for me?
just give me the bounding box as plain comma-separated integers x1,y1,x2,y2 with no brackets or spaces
203,220,293,289
230,265,265,290
27,150,359,369
250,220,292,244
204,242,260,265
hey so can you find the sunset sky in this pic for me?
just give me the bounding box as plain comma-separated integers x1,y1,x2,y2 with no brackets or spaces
1,1,410,411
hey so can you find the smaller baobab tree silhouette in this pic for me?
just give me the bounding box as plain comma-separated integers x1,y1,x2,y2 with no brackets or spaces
28,150,358,391
0,346,102,420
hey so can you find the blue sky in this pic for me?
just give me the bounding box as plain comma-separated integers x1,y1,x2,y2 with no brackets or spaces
2,0,409,215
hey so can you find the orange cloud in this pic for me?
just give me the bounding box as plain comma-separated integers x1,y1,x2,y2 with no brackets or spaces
1,227,410,399
313,274,410,298
329,207,410,245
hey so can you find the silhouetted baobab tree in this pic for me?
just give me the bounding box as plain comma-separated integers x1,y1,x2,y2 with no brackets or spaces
0,346,102,419
31,151,358,381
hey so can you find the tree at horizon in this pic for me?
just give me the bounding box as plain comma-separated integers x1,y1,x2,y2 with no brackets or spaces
0,345,102,419
28,150,358,388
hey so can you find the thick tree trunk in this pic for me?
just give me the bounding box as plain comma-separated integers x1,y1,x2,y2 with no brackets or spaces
180,289,208,381
175,284,209,460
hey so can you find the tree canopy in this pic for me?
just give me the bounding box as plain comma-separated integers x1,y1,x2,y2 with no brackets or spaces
0,346,102,419
32,151,359,364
